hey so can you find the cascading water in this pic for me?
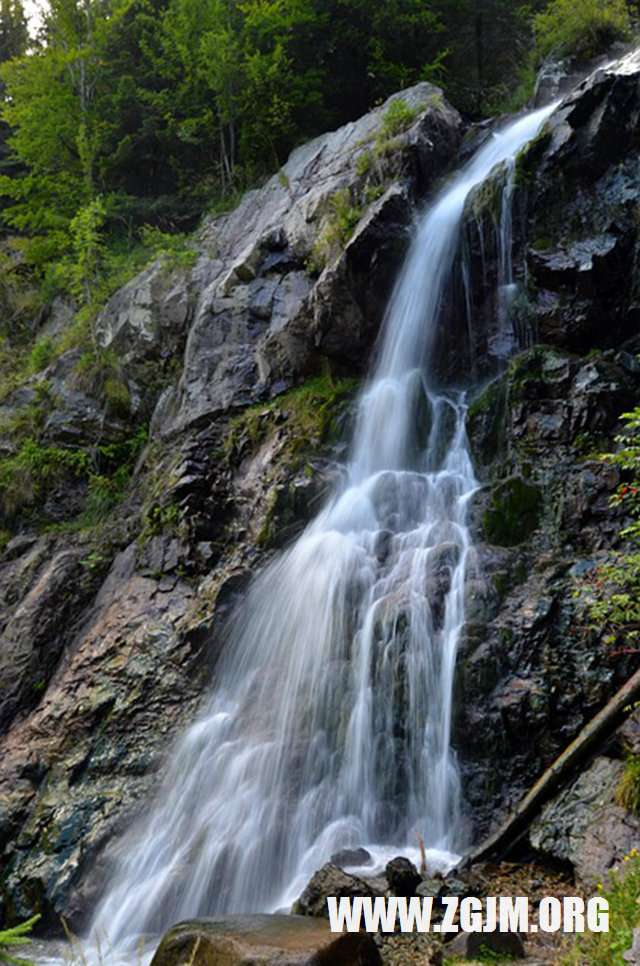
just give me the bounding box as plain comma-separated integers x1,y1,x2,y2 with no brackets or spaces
91,101,557,950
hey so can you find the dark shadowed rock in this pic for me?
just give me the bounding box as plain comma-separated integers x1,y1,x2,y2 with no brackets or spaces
330,847,372,868
385,856,422,895
459,342,640,840
293,863,377,918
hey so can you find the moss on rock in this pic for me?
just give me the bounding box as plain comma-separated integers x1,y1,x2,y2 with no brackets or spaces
483,475,542,546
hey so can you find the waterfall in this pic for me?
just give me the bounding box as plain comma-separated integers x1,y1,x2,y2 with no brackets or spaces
91,101,557,950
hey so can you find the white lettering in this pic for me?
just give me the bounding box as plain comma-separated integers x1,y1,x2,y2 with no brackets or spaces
327,896,363,932
361,896,398,933
484,896,497,932
396,896,434,933
440,896,459,933
563,897,585,933
539,897,562,932
459,897,483,932
587,897,609,933
499,896,528,932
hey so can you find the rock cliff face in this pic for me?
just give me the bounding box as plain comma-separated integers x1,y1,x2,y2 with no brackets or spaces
0,84,463,926
1,51,640,929
455,50,640,866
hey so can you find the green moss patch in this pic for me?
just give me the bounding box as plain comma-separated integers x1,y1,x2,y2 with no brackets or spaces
223,374,359,469
483,476,542,546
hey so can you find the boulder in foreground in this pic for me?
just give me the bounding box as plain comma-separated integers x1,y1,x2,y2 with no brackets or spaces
150,913,382,966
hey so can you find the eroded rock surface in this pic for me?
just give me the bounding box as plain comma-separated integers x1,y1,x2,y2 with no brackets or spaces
530,755,640,887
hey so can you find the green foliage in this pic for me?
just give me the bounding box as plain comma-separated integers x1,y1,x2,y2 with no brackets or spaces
81,466,131,524
0,914,40,966
0,402,46,442
0,0,28,68
482,62,537,117
309,188,364,272
69,196,107,306
616,755,640,814
561,851,640,966
70,427,148,527
0,411,147,527
145,501,180,534
72,346,131,418
223,372,359,465
379,98,420,137
573,406,640,653
0,0,548,295
0,437,91,520
139,225,197,270
534,0,631,60
434,0,534,117
27,336,56,373
356,151,373,176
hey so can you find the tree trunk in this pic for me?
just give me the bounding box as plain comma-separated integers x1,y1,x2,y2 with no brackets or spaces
464,667,640,868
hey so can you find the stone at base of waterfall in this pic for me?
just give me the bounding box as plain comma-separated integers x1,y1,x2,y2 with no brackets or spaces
292,862,380,917
385,856,422,895
330,846,372,868
150,914,382,966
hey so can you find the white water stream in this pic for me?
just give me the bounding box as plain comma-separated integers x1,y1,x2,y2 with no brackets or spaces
90,102,557,951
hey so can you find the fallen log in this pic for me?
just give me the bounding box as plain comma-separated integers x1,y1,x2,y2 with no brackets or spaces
464,666,640,868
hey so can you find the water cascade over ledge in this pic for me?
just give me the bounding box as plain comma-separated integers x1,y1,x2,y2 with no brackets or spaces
91,102,558,949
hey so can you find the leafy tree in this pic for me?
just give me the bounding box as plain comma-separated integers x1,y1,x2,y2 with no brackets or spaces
0,0,111,264
433,0,537,116
534,0,631,60
0,0,28,68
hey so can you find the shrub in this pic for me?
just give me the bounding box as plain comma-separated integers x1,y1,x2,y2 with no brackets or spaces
73,346,131,418
0,438,91,521
27,336,56,373
379,98,420,138
309,188,364,272
616,755,640,814
534,0,630,61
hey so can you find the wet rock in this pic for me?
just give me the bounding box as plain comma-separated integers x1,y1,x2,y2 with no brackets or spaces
458,341,640,839
42,385,127,447
293,863,377,917
330,847,371,868
385,857,421,895
620,709,640,756
0,541,205,927
481,476,542,547
416,878,445,901
150,914,382,966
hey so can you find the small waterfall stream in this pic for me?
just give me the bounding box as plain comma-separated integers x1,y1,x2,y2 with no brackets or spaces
91,102,557,950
